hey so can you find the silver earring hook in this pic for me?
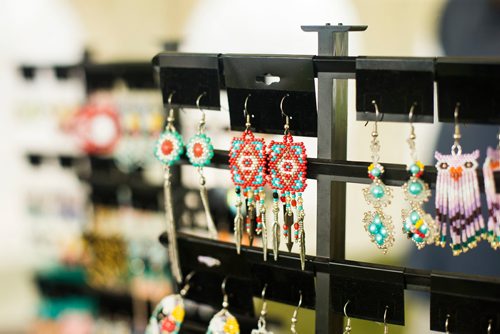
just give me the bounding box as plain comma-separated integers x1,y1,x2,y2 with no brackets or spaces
179,271,195,297
445,314,450,334
452,102,462,156
280,94,291,135
196,92,207,133
221,277,229,310
244,94,252,130
257,284,269,330
383,306,389,334
371,100,380,138
343,300,352,334
166,91,176,129
291,291,302,334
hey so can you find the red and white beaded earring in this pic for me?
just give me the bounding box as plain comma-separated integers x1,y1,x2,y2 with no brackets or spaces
229,94,268,258
267,94,308,269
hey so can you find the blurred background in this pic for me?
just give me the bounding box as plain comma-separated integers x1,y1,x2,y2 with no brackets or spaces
1,0,499,333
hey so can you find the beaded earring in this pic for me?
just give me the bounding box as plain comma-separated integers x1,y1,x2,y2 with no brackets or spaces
207,277,240,334
185,93,217,239
483,135,500,249
435,103,486,255
229,94,267,256
145,272,194,334
363,101,394,253
268,94,308,269
153,92,183,283
401,103,436,249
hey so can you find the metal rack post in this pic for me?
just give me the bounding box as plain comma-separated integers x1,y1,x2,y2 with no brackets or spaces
302,24,366,334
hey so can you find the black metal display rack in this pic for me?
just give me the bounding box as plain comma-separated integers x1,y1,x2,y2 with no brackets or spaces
153,25,500,334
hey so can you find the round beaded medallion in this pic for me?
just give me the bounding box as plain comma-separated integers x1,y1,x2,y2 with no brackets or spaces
229,130,267,188
268,134,307,193
207,312,240,334
186,133,214,167
154,130,184,166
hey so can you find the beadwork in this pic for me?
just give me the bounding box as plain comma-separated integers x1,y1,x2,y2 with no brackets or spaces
186,133,214,167
146,294,185,334
435,150,486,254
154,130,184,166
483,147,500,249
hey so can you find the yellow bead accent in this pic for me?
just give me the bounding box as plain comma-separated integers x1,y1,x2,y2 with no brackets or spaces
171,305,185,322
223,316,240,334
415,219,423,229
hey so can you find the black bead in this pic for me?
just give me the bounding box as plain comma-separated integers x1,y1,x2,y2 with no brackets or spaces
235,188,240,194
272,192,278,199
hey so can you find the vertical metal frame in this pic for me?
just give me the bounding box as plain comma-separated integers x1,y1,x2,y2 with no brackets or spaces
302,24,367,334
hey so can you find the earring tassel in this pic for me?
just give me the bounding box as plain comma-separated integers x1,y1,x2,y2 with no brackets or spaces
163,167,182,283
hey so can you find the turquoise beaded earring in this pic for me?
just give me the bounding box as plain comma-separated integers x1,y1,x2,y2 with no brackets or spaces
362,101,395,253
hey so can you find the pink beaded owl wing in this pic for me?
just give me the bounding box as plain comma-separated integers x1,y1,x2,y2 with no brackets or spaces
268,134,307,192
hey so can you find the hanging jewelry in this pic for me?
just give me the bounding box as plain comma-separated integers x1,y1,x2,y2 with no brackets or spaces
186,92,217,239
401,103,436,249
154,92,183,283
362,101,394,253
290,291,302,334
229,94,267,255
383,306,389,334
483,131,500,249
435,103,486,255
343,300,352,334
207,277,240,334
251,284,273,334
146,271,194,334
268,95,307,269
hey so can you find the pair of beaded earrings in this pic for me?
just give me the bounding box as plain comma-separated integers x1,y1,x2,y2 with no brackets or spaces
154,92,217,283
229,94,308,269
363,101,435,254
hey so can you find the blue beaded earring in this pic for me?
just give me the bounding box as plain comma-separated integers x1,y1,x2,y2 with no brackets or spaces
362,101,394,253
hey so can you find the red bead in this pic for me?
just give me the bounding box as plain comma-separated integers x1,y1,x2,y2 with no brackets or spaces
243,192,248,197
254,195,260,201
280,196,286,202
193,142,204,158
283,224,288,230
256,216,262,223
161,140,174,155
291,200,297,206
161,318,176,332
294,223,300,229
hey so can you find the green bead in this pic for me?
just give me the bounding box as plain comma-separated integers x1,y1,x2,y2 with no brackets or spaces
379,226,388,237
403,222,411,233
410,211,420,224
368,223,379,235
409,164,420,175
413,235,424,243
371,167,381,178
375,234,385,245
419,224,428,234
409,181,423,195
373,214,382,225
370,184,385,199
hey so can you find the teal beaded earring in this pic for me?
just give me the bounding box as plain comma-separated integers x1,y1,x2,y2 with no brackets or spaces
362,101,395,254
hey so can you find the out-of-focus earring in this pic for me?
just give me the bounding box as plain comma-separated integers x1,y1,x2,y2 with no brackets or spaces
251,284,273,334
483,130,500,249
154,91,183,283
290,291,302,334
206,277,240,334
185,92,217,239
343,300,352,334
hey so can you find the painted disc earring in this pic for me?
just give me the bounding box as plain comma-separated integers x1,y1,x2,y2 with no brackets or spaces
207,277,240,334
362,101,394,254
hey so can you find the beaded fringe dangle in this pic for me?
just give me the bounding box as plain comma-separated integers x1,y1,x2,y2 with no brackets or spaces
229,95,267,257
435,103,486,255
362,102,394,254
153,92,183,283
268,95,308,269
186,93,217,239
401,104,436,249
483,145,500,249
